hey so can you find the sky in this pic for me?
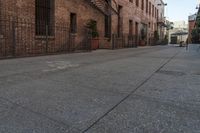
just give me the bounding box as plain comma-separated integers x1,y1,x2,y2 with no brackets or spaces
164,0,198,22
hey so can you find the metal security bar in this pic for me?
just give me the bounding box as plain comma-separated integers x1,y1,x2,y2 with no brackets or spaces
112,34,138,49
35,0,55,36
0,18,91,59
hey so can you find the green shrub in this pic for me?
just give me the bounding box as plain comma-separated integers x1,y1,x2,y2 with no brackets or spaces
191,28,200,43
140,29,146,40
191,12,200,43
154,30,159,41
86,19,99,38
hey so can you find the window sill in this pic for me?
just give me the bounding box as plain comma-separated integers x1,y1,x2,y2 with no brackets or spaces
35,35,55,39
70,33,77,35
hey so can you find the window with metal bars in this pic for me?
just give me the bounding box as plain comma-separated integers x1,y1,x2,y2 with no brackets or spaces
105,15,111,38
149,2,151,15
35,0,54,36
70,13,77,33
152,5,154,17
136,0,139,7
129,20,133,36
146,0,148,13
141,0,144,10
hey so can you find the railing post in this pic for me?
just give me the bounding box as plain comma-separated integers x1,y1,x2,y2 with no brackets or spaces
136,35,139,48
122,34,125,48
135,35,137,48
68,32,71,52
69,32,71,52
112,34,115,50
46,25,49,53
87,29,92,51
12,21,16,56
88,35,92,52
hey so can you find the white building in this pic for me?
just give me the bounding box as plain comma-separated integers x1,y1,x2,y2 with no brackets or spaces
173,21,188,29
156,0,166,41
169,20,188,44
189,14,197,21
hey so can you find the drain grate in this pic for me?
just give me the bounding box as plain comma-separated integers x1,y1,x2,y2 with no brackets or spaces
156,70,186,76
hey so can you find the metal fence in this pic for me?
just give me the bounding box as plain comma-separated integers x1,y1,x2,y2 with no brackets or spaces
112,34,138,49
149,37,168,46
0,18,142,59
149,37,156,46
0,18,91,59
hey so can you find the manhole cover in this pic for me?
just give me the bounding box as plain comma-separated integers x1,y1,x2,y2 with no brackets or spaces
156,70,186,76
191,72,200,75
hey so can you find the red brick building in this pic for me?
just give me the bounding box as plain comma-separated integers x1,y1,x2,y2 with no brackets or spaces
0,0,166,58
188,14,197,43
0,0,117,56
116,0,166,46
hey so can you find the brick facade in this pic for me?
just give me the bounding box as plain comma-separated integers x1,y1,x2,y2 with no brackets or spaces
0,0,166,57
116,0,165,46
0,0,106,43
188,20,195,43
0,0,110,56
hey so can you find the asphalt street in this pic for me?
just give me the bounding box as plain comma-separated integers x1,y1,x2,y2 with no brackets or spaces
0,45,199,133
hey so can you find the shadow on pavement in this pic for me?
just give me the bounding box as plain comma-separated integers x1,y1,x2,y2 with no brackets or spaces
187,44,200,53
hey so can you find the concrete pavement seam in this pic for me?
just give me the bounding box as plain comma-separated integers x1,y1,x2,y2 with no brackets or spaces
82,50,181,133
0,47,180,132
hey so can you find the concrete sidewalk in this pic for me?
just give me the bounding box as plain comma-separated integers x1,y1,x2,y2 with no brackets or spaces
0,45,200,133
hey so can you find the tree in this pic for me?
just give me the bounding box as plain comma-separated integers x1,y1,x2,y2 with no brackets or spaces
154,30,159,41
191,28,200,43
191,12,200,43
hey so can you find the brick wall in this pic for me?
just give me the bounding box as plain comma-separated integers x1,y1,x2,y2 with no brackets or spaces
0,0,166,57
1,0,106,40
117,0,161,46
0,0,108,56
188,20,196,43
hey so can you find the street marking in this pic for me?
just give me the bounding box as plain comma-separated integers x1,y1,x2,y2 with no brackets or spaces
43,61,79,72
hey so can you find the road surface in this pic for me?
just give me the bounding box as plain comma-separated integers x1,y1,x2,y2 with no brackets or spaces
0,45,200,133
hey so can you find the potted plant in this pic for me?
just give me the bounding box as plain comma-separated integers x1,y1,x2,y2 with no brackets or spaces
154,30,160,45
86,19,99,50
140,29,146,46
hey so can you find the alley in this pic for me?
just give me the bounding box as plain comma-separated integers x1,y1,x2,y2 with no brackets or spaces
0,45,200,133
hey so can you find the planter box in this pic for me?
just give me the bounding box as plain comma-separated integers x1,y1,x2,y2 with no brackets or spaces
91,38,99,50
139,40,146,46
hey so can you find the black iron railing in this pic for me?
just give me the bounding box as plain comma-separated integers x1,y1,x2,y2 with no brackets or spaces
112,34,138,49
0,18,91,59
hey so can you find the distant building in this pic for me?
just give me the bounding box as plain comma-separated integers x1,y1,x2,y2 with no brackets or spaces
188,14,197,43
164,19,173,42
168,20,188,44
173,21,188,29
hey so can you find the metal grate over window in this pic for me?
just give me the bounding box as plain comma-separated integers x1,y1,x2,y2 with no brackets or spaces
70,13,77,33
35,0,54,36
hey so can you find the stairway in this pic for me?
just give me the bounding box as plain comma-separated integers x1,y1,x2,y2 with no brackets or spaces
89,0,111,15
